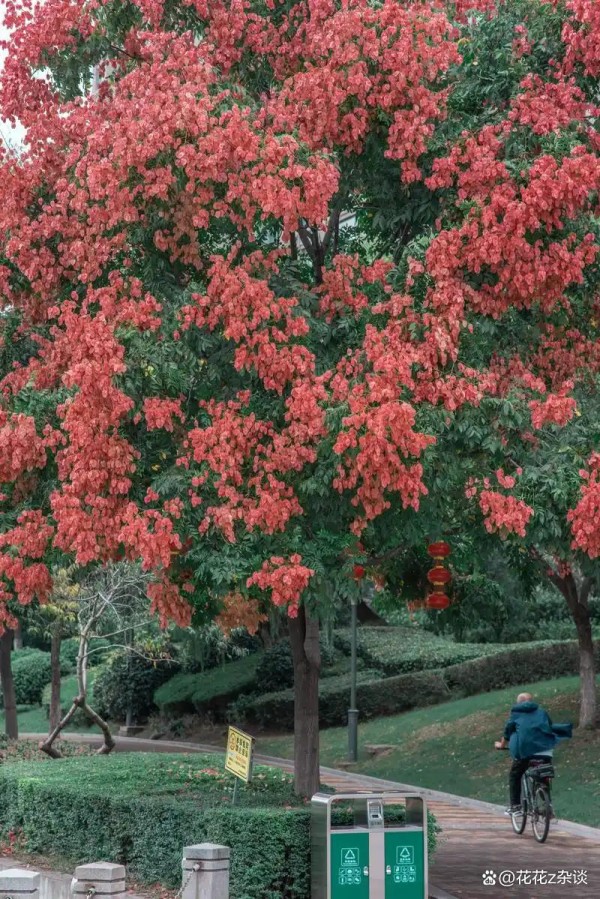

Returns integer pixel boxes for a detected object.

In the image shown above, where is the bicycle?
[500,752,555,843]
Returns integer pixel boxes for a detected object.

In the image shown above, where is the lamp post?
[348,591,359,763]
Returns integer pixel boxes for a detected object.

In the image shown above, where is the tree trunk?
[40,633,115,758]
[289,607,321,797]
[0,629,18,739]
[553,571,597,729]
[13,621,23,650]
[49,630,62,732]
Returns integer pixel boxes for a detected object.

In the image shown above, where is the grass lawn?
[0,705,59,734]
[0,751,301,807]
[258,675,600,827]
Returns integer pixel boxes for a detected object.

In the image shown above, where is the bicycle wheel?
[532,785,551,842]
[511,800,527,834]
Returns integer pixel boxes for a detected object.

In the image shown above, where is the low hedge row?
[0,760,309,899]
[154,652,263,715]
[0,754,438,899]
[233,668,382,729]
[243,640,592,729]
[333,627,539,677]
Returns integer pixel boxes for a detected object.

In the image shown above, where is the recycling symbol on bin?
[396,846,415,865]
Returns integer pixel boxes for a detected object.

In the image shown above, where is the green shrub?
[242,640,591,729]
[155,653,263,716]
[0,650,51,707]
[59,637,111,674]
[241,669,383,730]
[254,639,344,696]
[93,652,178,723]
[255,642,294,693]
[58,638,80,674]
[334,626,512,676]
[442,641,591,696]
[58,638,79,674]
[0,753,437,896]
[11,645,69,678]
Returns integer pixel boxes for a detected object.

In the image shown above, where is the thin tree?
[39,562,150,758]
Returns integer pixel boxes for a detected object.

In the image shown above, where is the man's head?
[517,692,533,703]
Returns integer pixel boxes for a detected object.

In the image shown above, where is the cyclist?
[494,692,572,814]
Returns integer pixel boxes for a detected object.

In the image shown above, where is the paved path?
[23,734,600,899]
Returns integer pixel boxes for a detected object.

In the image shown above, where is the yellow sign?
[225,725,254,782]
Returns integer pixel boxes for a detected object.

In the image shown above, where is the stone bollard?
[0,869,40,899]
[71,863,126,899]
[182,844,230,899]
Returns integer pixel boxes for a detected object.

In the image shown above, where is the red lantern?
[427,541,451,559]
[427,566,452,586]
[353,564,365,580]
[425,540,452,610]
[426,593,450,610]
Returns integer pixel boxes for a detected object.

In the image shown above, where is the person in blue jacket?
[494,692,573,813]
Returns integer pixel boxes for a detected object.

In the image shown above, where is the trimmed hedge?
[0,753,438,899]
[0,755,309,899]
[242,640,593,729]
[154,653,263,715]
[334,627,530,676]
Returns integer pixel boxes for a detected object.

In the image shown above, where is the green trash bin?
[311,792,428,899]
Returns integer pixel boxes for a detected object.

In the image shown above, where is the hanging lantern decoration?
[427,566,451,588]
[427,541,451,560]
[425,541,452,610]
[426,592,450,610]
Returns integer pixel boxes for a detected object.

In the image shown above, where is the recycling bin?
[311,792,427,899]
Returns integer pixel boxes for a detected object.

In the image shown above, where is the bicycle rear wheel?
[511,801,527,834]
[532,785,551,842]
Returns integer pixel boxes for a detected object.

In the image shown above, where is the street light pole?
[348,593,359,762]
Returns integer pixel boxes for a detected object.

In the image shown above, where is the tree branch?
[297,223,315,259]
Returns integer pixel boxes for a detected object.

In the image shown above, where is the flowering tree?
[360,0,600,726]
[1,0,600,791]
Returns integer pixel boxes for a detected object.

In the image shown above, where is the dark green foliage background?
[93,652,178,723]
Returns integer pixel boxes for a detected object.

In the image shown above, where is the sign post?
[225,725,254,806]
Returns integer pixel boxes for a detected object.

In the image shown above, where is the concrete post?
[182,844,230,899]
[71,864,126,899]
[0,869,40,899]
